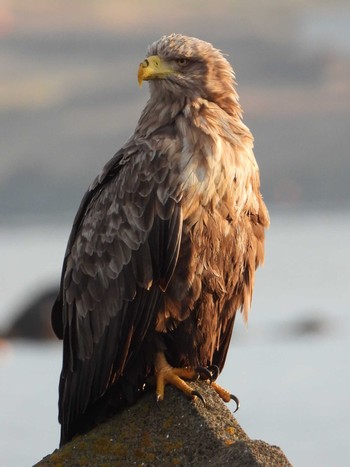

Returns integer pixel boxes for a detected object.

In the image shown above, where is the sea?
[0,210,349,467]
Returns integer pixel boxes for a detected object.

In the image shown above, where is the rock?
[2,287,58,340]
[35,381,291,466]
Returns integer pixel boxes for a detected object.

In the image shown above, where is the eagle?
[52,33,269,446]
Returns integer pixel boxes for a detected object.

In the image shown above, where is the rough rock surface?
[35,381,292,466]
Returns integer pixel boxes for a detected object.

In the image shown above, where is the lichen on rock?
[35,381,291,466]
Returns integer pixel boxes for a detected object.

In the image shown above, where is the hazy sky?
[1,1,349,222]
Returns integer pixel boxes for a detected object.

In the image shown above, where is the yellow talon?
[211,381,240,412]
[211,381,231,403]
[154,352,199,402]
[153,353,236,409]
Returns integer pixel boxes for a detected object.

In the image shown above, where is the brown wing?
[52,144,183,444]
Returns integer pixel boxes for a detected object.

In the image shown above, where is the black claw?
[195,366,213,382]
[191,390,206,406]
[156,394,162,409]
[230,394,240,413]
[207,365,220,381]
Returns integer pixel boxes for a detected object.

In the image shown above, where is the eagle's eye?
[177,58,188,67]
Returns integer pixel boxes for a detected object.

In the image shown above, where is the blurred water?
[0,210,349,466]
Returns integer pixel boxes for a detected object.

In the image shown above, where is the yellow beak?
[137,55,174,86]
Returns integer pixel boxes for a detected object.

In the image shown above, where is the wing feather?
[53,145,183,443]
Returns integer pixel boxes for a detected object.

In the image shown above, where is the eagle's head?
[138,34,238,114]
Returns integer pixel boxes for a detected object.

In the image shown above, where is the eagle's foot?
[211,381,240,413]
[195,365,239,412]
[154,352,205,405]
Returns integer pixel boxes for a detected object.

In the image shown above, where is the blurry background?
[0,0,349,465]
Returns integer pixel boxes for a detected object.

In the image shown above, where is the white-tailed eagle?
[52,34,269,446]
